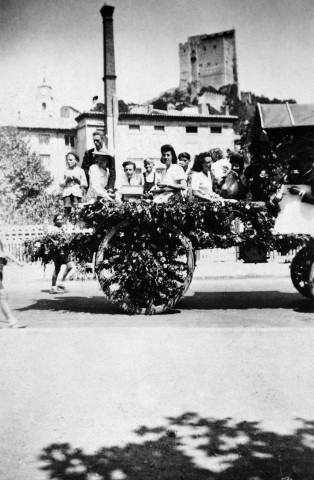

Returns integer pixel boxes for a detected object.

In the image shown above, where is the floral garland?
[96,222,192,314]
[24,198,310,313]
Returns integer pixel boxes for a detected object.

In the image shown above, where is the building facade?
[4,82,79,188]
[76,110,237,173]
[179,29,238,94]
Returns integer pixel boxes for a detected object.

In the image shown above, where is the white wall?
[115,122,235,170]
[26,130,75,188]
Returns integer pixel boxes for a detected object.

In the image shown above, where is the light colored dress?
[191,171,221,200]
[163,164,185,186]
[86,164,110,200]
[154,164,186,203]
[61,166,87,198]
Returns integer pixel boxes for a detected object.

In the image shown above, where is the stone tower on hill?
[179,29,238,95]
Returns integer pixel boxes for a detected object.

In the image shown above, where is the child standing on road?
[49,214,76,294]
[0,237,25,328]
[60,152,87,222]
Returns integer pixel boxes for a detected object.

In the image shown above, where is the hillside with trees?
[151,84,297,133]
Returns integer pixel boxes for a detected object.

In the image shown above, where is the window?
[38,134,50,145]
[65,135,75,147]
[211,126,222,134]
[129,125,140,131]
[40,154,51,169]
[42,103,46,110]
[213,44,217,49]
[186,126,198,134]
[207,62,211,66]
[199,63,202,67]
[154,125,165,132]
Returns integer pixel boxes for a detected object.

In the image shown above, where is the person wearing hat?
[86,149,116,202]
[220,153,248,200]
[81,130,116,191]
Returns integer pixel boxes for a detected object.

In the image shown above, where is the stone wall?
[179,30,238,93]
[198,91,226,112]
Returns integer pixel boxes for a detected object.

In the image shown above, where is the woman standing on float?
[153,144,186,203]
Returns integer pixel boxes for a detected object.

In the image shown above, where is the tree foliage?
[0,127,55,224]
[118,99,129,113]
[152,87,192,111]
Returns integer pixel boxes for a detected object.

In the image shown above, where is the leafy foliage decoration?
[24,198,310,313]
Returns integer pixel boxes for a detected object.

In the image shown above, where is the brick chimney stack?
[100,4,118,151]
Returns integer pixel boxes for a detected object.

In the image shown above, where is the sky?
[0,0,314,119]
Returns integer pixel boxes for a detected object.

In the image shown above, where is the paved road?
[1,264,313,329]
[1,265,314,480]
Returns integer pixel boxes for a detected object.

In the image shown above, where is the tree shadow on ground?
[15,291,309,317]
[39,414,314,479]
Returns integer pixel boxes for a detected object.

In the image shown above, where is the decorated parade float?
[25,103,314,314]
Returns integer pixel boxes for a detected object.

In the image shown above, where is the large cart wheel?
[290,247,314,298]
[95,221,195,314]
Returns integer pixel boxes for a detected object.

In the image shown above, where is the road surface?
[1,265,314,480]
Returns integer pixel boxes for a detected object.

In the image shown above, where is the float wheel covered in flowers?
[95,220,195,314]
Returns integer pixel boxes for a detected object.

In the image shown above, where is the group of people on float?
[59,130,250,221]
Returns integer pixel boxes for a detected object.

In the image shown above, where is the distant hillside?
[150,83,297,133]
[93,83,297,134]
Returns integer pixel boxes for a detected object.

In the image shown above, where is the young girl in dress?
[60,152,87,221]
[0,237,25,328]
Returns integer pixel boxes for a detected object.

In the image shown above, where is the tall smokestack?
[100,4,118,151]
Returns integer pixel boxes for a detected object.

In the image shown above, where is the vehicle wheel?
[290,247,314,298]
[95,221,195,314]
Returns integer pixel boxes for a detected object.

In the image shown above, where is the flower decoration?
[23,197,311,313]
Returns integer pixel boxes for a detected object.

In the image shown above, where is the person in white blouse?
[190,152,224,202]
[60,152,87,221]
[153,144,186,203]
[86,149,115,202]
